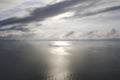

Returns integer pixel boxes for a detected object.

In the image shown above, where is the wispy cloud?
[0,0,92,27]
[0,0,120,40]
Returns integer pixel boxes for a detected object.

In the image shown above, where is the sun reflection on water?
[50,41,72,55]
[48,41,72,80]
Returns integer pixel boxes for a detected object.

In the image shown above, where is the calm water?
[0,41,120,80]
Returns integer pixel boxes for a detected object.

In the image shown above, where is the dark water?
[0,41,120,80]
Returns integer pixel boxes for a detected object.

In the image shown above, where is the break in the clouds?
[0,0,120,40]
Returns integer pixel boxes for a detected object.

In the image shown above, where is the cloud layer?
[0,0,88,26]
[0,0,120,40]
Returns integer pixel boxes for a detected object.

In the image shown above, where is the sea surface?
[0,40,120,80]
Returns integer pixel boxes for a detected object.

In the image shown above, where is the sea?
[0,40,120,80]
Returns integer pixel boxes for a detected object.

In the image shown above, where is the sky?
[0,0,120,40]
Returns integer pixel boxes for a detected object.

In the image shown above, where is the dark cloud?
[0,0,120,28]
[62,28,120,39]
[75,5,120,18]
[106,28,117,37]
[65,31,74,37]
[0,24,29,32]
[0,0,86,27]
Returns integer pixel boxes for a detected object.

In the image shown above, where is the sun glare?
[50,41,72,55]
[52,41,71,47]
[52,47,69,55]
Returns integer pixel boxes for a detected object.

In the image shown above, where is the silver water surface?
[0,41,120,80]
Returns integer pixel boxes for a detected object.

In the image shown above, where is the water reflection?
[47,56,71,80]
[50,41,72,55]
[47,41,72,80]
[51,41,71,47]
[50,47,70,55]
[1,41,120,80]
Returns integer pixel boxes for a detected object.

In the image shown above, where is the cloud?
[0,0,120,27]
[0,0,32,11]
[0,0,120,40]
[0,27,120,40]
[62,28,120,39]
[75,5,120,18]
[64,31,74,37]
[0,0,90,27]
[0,24,29,32]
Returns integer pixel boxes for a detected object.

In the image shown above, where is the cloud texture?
[0,0,120,40]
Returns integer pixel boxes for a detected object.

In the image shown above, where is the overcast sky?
[0,0,120,40]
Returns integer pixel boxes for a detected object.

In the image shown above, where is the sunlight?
[50,41,72,55]
[51,12,75,20]
[52,47,69,55]
[52,41,71,47]
[55,47,65,53]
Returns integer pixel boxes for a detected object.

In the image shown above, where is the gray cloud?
[0,0,120,40]
[0,0,120,27]
[60,28,120,39]
[0,24,29,32]
[0,0,87,27]
[75,5,120,18]
[64,31,74,37]
[0,28,120,40]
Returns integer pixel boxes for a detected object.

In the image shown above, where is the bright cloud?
[50,11,75,20]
